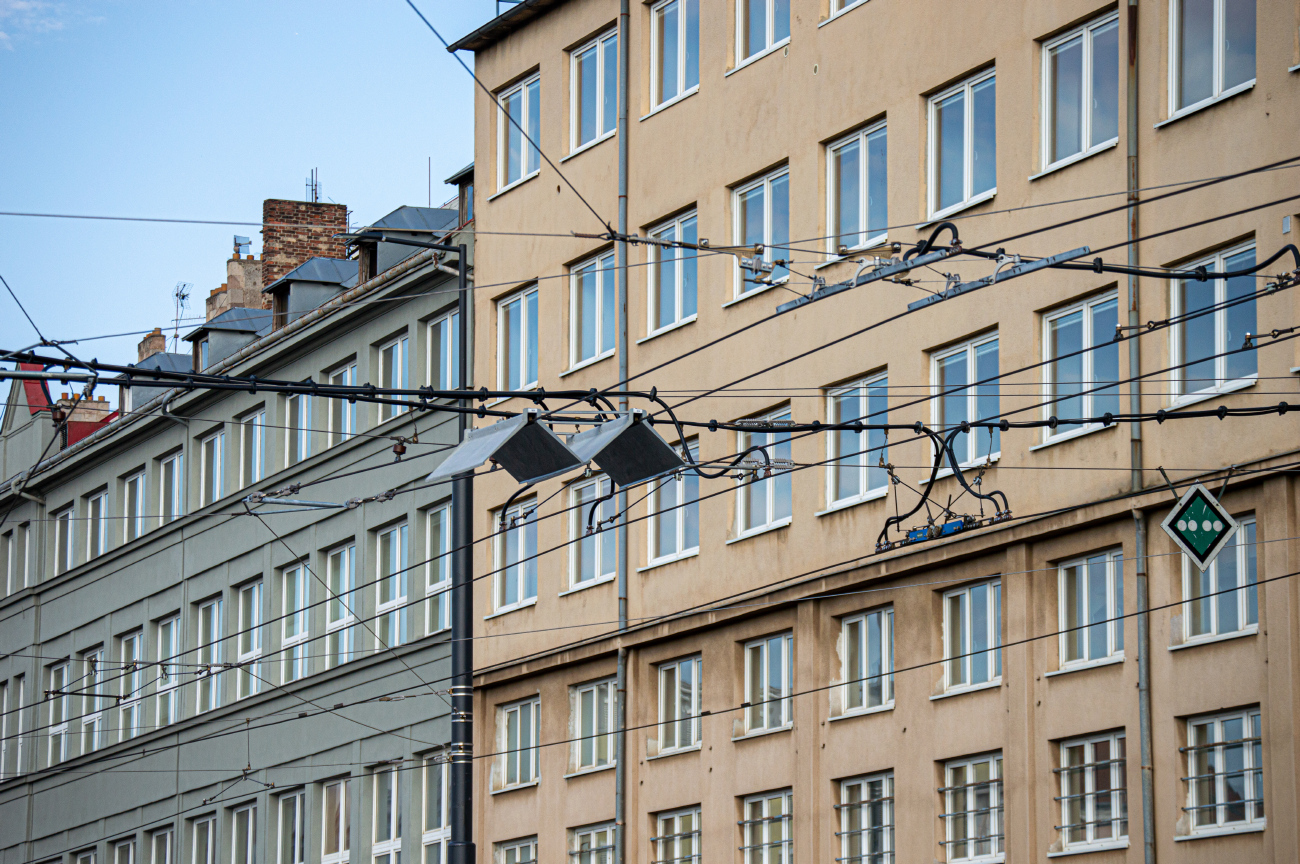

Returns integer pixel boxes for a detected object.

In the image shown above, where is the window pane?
[1178,0,1214,108]
[845,619,864,710]
[1049,310,1084,422]
[526,80,541,174]
[1224,249,1257,381]
[576,46,597,146]
[600,256,615,355]
[739,185,764,251]
[1090,299,1120,417]
[866,611,884,707]
[657,2,679,102]
[684,0,699,90]
[602,35,618,136]
[742,0,763,58]
[683,449,700,550]
[654,226,677,331]
[947,593,966,685]
[974,340,999,458]
[770,173,789,283]
[833,390,862,501]
[682,217,698,319]
[866,379,889,492]
[1243,522,1257,624]
[660,665,678,749]
[1050,36,1083,163]
[1064,565,1083,661]
[971,77,997,197]
[525,291,538,385]
[970,583,990,684]
[1216,530,1240,633]
[773,0,789,43]
[577,265,596,361]
[1087,555,1108,658]
[866,127,888,239]
[1090,21,1120,146]
[1189,561,1213,636]
[505,90,523,185]
[655,475,679,558]
[1223,0,1256,91]
[832,140,861,250]
[937,351,968,434]
[747,645,763,728]
[936,90,965,211]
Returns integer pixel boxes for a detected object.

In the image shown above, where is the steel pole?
[613,3,631,863]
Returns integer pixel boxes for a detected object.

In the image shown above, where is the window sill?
[732,724,793,742]
[1175,822,1265,841]
[828,702,894,723]
[1169,376,1256,409]
[816,487,888,517]
[1155,79,1255,130]
[727,516,793,544]
[563,762,616,780]
[637,547,700,573]
[725,38,790,77]
[489,779,539,796]
[917,189,997,230]
[818,0,869,27]
[560,131,616,163]
[1029,422,1115,452]
[1290,63,1300,74]
[637,314,698,345]
[647,743,702,761]
[722,278,789,309]
[1045,654,1125,678]
[641,87,700,121]
[487,171,540,202]
[1029,139,1119,182]
[484,598,538,621]
[812,236,892,270]
[1047,840,1130,858]
[558,574,615,598]
[931,678,1002,701]
[936,452,1000,480]
[559,351,615,378]
[1170,624,1258,652]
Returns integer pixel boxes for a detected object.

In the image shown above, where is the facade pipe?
[613,2,631,864]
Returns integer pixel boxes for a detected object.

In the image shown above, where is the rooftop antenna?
[305,168,320,203]
[172,282,192,350]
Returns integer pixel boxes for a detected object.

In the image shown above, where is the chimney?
[206,253,266,320]
[261,199,348,287]
[138,328,166,362]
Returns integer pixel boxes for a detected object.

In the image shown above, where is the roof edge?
[447,0,569,52]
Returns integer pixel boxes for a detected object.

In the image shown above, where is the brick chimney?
[138,328,166,362]
[206,253,266,320]
[261,199,349,287]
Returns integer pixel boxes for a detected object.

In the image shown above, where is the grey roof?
[264,257,359,294]
[447,0,568,52]
[183,307,274,343]
[370,206,458,233]
[445,163,474,185]
[113,352,192,384]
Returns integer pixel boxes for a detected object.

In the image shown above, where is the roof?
[369,206,459,233]
[263,257,360,294]
[445,163,474,186]
[447,0,570,52]
[131,352,193,376]
[183,307,274,343]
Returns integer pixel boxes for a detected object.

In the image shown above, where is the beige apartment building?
[449,1,1300,863]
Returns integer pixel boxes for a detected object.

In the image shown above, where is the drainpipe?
[613,2,631,864]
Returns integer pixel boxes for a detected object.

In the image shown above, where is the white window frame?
[941,753,1004,862]
[648,443,700,566]
[740,789,793,864]
[328,367,357,447]
[281,564,309,683]
[427,504,452,635]
[1182,516,1257,642]
[326,544,357,667]
[54,506,74,575]
[427,312,461,392]
[569,476,616,590]
[0,681,7,779]
[236,581,263,700]
[743,632,794,735]
[82,649,105,753]
[827,374,890,508]
[497,838,536,864]
[735,0,790,64]
[840,607,894,716]
[657,655,702,754]
[830,0,867,17]
[1169,0,1257,117]
[1042,293,1121,441]
[732,168,790,298]
[322,779,351,864]
[927,69,997,219]
[494,500,538,614]
[647,212,699,334]
[1183,708,1264,834]
[497,73,541,191]
[200,430,225,507]
[157,615,180,726]
[1058,550,1124,668]
[650,0,700,109]
[278,791,307,864]
[48,661,69,765]
[12,675,23,775]
[931,333,1001,468]
[77,850,96,864]
[569,29,618,153]
[839,772,894,864]
[192,817,216,864]
[372,767,402,864]
[1058,732,1127,851]
[497,286,539,390]
[826,121,889,255]
[115,839,136,864]
[376,523,409,650]
[151,828,174,864]
[241,410,268,486]
[1170,242,1257,401]
[423,756,449,864]
[498,696,541,790]
[232,804,257,864]
[569,251,617,368]
[378,335,409,424]
[653,807,701,864]
[285,393,311,466]
[87,491,108,558]
[736,408,793,537]
[160,452,184,525]
[570,823,616,864]
[1041,14,1121,172]
[572,678,615,772]
[197,598,223,713]
[942,579,1002,694]
[120,630,144,741]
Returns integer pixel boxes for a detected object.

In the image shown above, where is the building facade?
[452,1,1299,863]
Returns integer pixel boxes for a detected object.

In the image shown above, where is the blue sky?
[0,0,494,380]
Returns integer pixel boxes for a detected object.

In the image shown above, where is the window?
[928,70,996,217]
[88,491,107,558]
[570,252,617,366]
[494,500,538,613]
[157,615,180,726]
[571,30,617,151]
[649,443,699,564]
[1172,244,1256,399]
[199,431,224,506]
[942,753,1004,862]
[282,564,309,683]
[651,0,699,107]
[427,505,452,635]
[1058,733,1127,850]
[428,313,461,392]
[734,169,790,296]
[48,662,69,765]
[242,410,268,485]
[828,122,888,254]
[279,792,306,864]
[1059,551,1124,666]
[192,817,216,864]
[78,851,96,864]
[115,840,136,864]
[198,338,210,370]
[373,768,402,864]
[378,336,409,424]
[1184,708,1263,833]
[738,0,789,62]
[197,598,222,713]
[570,477,616,589]
[161,453,184,524]
[841,607,894,714]
[497,839,536,864]
[839,773,894,864]
[377,524,409,649]
[2,531,12,595]
[500,697,540,788]
[741,789,793,864]
[571,824,615,864]
[82,649,105,752]
[237,582,264,699]
[498,286,539,390]
[933,335,1000,466]
[120,630,143,740]
[322,779,352,864]
[498,73,541,189]
[19,523,30,588]
[285,394,311,465]
[12,675,24,775]
[744,633,793,734]
[54,506,73,574]
[648,212,698,333]
[1042,15,1119,170]
[573,679,615,771]
[423,757,449,864]
[122,471,146,540]
[943,580,1002,692]
[329,367,357,446]
[1184,517,1257,640]
[152,829,174,864]
[0,682,7,778]
[1172,0,1255,114]
[232,805,257,864]
[326,544,357,667]
[1044,294,1120,438]
[737,409,792,535]
[828,375,889,506]
[658,655,702,753]
[654,807,700,864]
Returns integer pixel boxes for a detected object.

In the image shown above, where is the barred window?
[497,838,535,864]
[654,807,700,864]
[1057,733,1127,849]
[1183,708,1264,833]
[740,789,792,864]
[838,773,893,864]
[941,753,1003,862]
[570,824,615,864]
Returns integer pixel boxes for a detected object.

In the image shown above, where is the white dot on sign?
[1202,520,1212,531]
[1177,520,1188,531]
[1213,520,1223,531]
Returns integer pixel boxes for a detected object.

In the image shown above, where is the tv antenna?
[172,281,192,350]
[305,168,321,203]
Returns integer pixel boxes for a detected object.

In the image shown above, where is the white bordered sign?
[1160,483,1239,572]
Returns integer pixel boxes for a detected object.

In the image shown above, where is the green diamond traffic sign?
[1160,483,1239,572]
